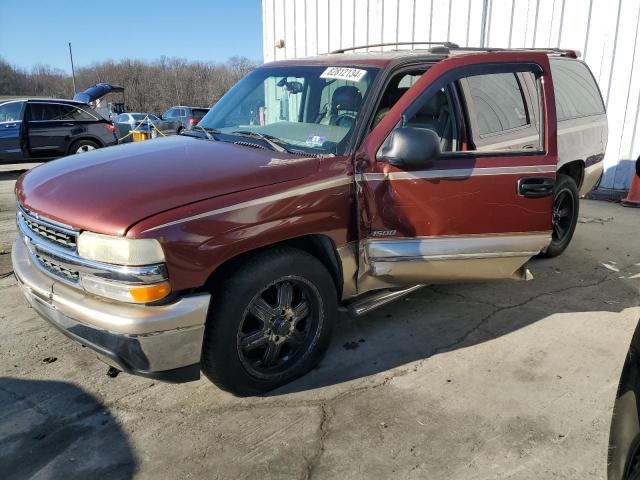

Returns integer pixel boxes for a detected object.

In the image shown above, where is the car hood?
[73,83,124,103]
[16,136,320,236]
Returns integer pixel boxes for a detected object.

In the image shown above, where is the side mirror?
[377,127,440,167]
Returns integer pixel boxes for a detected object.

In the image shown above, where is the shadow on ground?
[0,170,29,181]
[0,377,136,479]
[271,246,640,396]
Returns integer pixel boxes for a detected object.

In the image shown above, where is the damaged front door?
[355,52,557,294]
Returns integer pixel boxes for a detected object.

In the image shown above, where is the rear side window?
[466,73,529,135]
[192,109,208,120]
[28,103,66,121]
[60,105,97,121]
[551,59,605,121]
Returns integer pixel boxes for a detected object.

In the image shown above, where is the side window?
[372,68,459,152]
[396,73,422,88]
[466,73,528,135]
[551,59,605,121]
[461,71,541,152]
[60,106,96,121]
[163,109,175,118]
[0,102,24,122]
[177,108,186,117]
[371,69,426,130]
[403,87,458,152]
[116,114,128,122]
[28,103,66,121]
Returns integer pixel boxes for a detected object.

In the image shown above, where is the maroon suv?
[12,44,607,395]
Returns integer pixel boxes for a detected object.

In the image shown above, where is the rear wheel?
[69,139,99,155]
[540,173,579,258]
[201,247,337,396]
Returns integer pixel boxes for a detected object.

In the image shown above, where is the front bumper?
[12,237,210,382]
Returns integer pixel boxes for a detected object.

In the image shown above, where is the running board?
[347,285,425,316]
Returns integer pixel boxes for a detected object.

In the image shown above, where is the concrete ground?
[0,164,639,480]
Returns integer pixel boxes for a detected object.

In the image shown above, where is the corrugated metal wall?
[262,0,640,192]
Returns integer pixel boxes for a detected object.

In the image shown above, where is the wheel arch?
[67,136,104,154]
[557,159,585,190]
[203,234,344,299]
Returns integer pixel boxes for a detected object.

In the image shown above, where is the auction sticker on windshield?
[320,67,367,82]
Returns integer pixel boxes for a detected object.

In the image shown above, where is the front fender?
[127,173,353,291]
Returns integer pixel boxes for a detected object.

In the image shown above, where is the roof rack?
[330,41,460,54]
[448,46,580,58]
[330,42,579,58]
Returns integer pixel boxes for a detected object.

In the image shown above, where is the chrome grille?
[20,209,77,249]
[35,254,80,282]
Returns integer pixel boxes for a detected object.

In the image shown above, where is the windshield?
[198,65,379,155]
[192,109,208,120]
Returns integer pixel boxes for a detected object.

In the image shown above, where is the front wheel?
[201,247,337,396]
[540,174,579,258]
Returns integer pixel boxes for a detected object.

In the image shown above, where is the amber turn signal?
[128,282,171,303]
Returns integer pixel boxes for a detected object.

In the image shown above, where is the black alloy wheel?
[552,189,574,243]
[201,247,336,396]
[237,277,321,379]
[539,173,579,258]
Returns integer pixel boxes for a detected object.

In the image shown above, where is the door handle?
[62,122,75,126]
[517,176,555,198]
[4,123,17,128]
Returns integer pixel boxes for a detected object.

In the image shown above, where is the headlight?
[77,231,165,266]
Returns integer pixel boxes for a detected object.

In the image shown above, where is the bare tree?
[0,56,258,113]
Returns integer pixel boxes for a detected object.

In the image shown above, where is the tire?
[176,127,183,135]
[540,173,579,258]
[201,247,337,396]
[69,139,100,155]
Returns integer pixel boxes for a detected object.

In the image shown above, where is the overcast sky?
[0,0,264,71]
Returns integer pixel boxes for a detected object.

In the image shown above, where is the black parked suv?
[0,94,118,163]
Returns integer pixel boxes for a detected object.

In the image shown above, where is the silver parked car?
[114,113,176,141]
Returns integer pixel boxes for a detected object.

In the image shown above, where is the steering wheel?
[333,114,356,129]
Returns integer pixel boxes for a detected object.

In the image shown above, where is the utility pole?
[68,42,77,94]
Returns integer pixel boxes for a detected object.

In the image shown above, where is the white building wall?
[262,0,640,192]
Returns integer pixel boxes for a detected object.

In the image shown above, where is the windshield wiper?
[230,130,292,153]
[186,125,220,140]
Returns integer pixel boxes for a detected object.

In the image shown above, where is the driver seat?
[321,86,363,129]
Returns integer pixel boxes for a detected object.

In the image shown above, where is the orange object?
[621,158,640,207]
[128,282,171,302]
[131,130,149,142]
